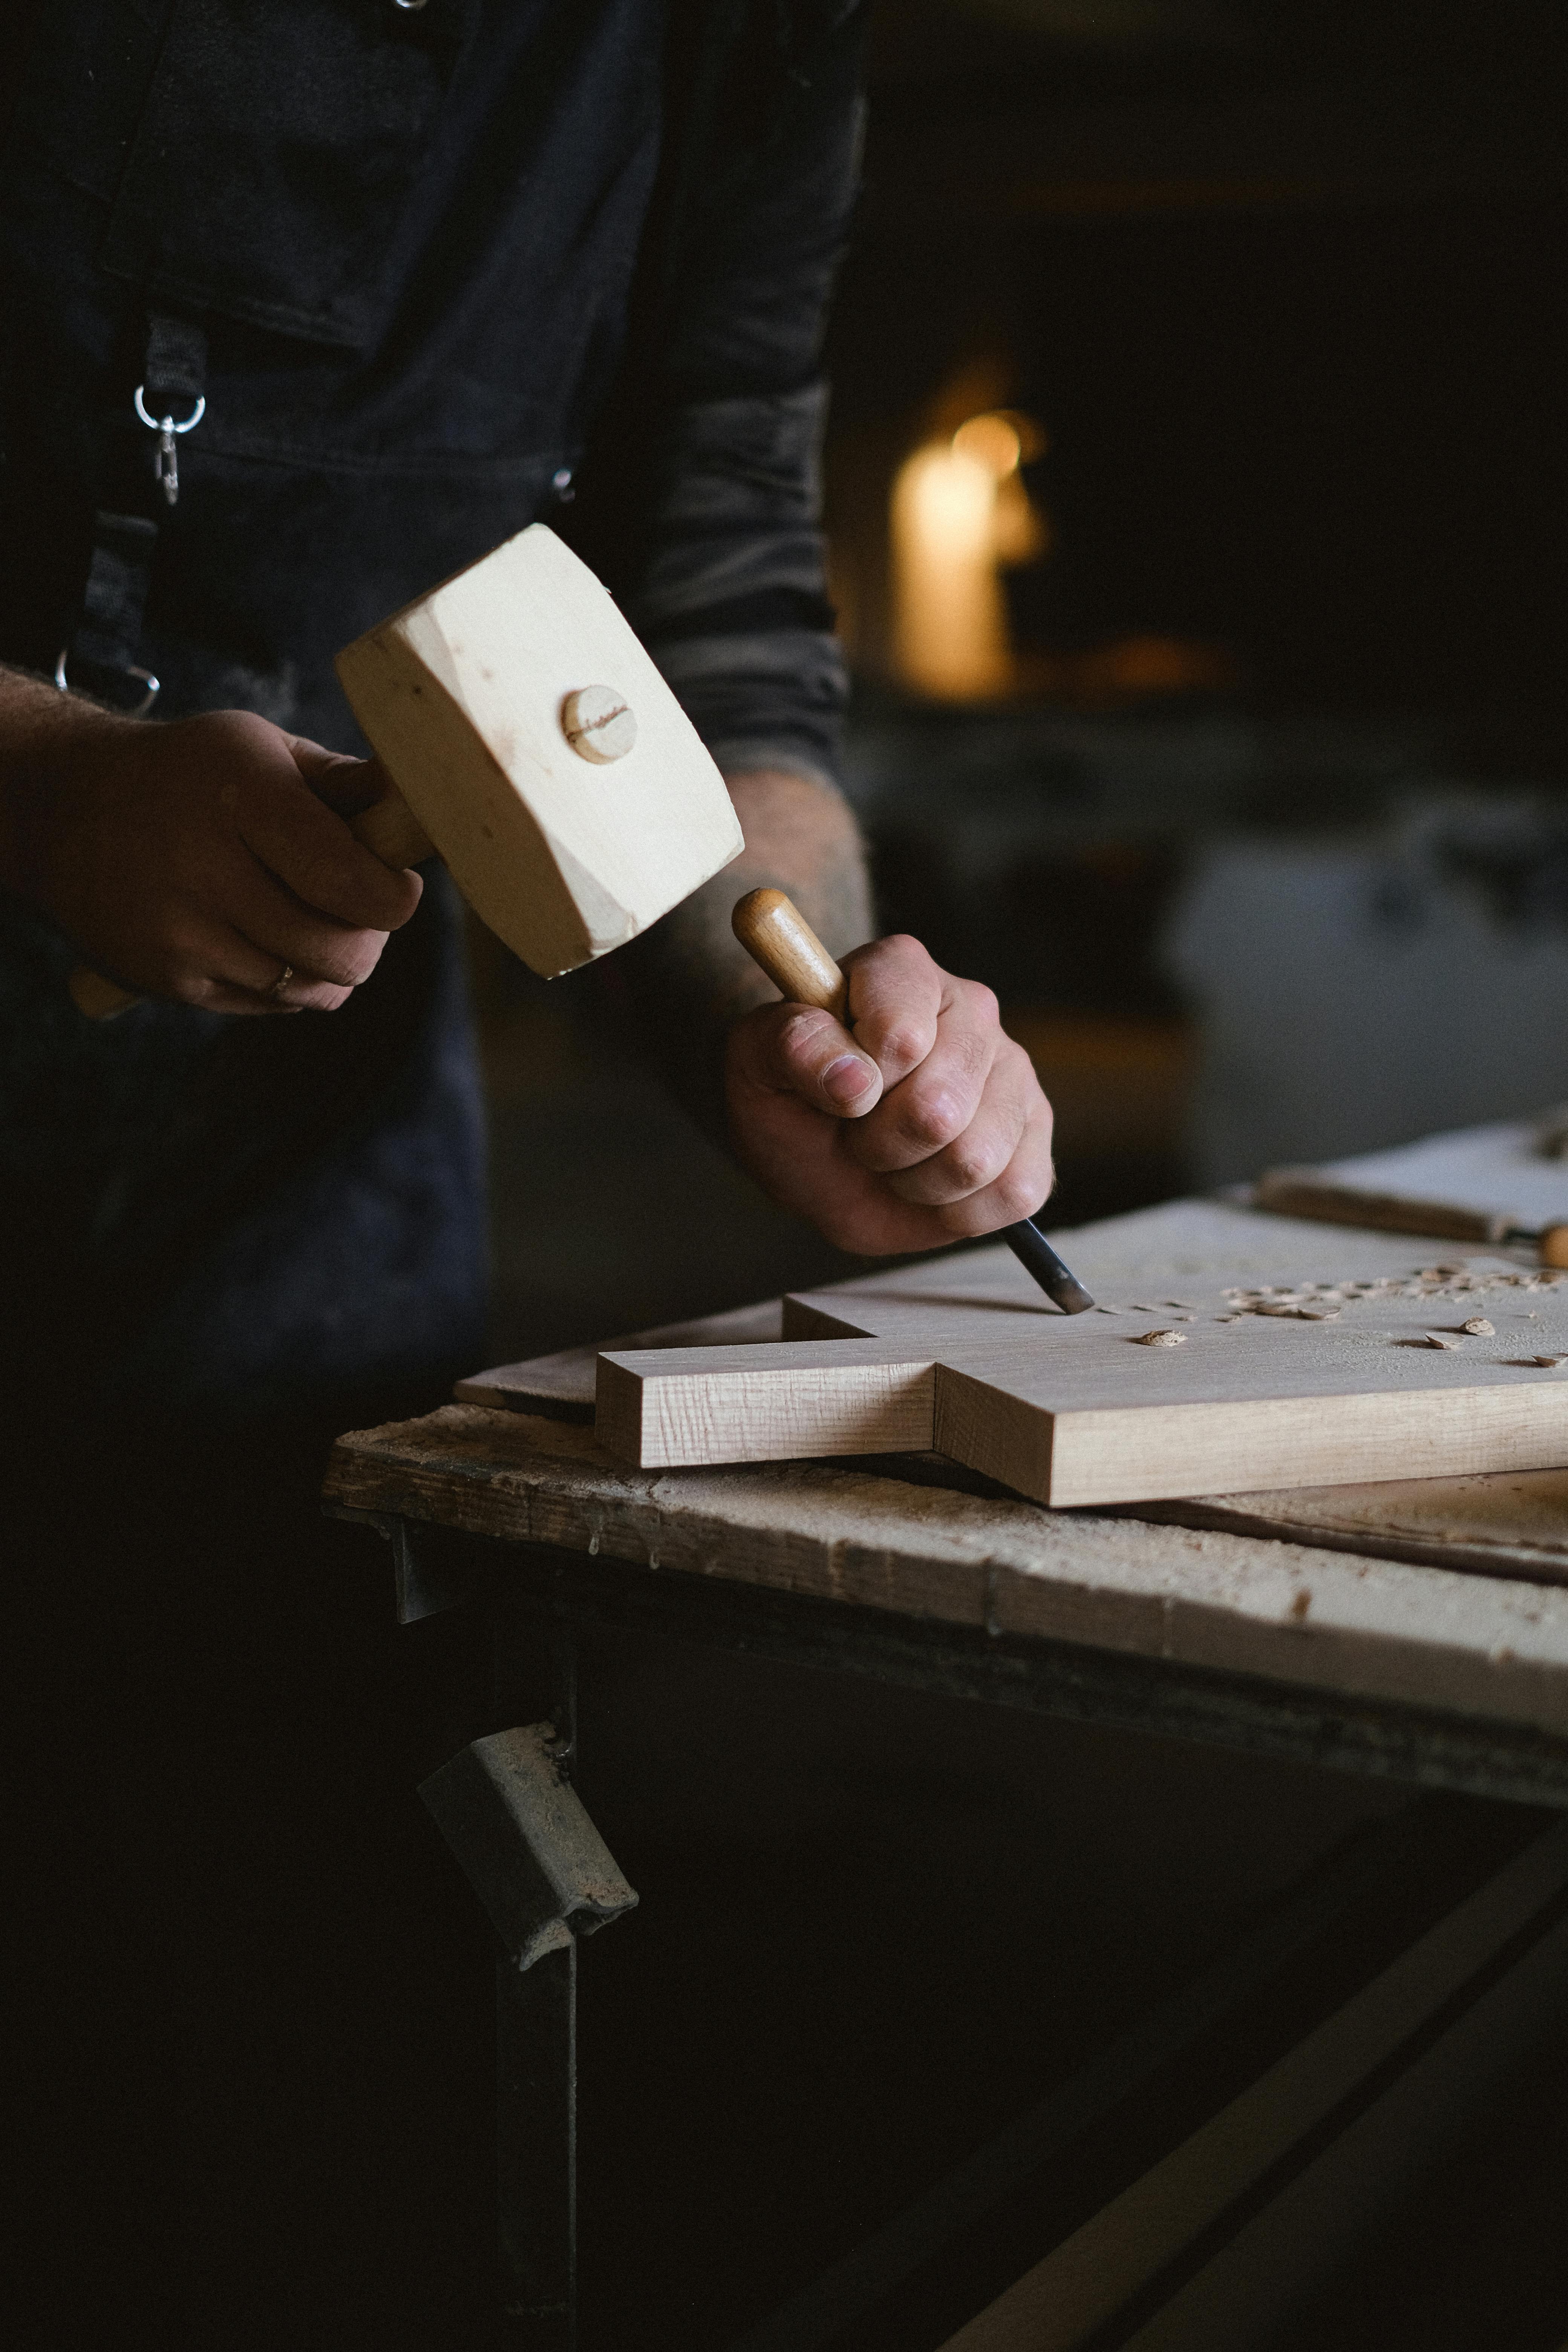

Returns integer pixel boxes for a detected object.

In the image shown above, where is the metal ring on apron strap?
[133,386,207,507]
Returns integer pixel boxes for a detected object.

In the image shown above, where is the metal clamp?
[133,384,206,508]
[420,1723,638,1973]
[54,646,160,717]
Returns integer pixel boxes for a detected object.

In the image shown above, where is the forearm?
[608,764,873,1141]
[0,663,132,900]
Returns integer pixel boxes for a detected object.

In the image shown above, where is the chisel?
[1255,1166,1568,1267]
[732,888,1095,1314]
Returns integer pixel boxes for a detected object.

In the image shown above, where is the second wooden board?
[596,1251,1568,1507]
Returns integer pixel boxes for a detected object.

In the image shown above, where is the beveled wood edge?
[455,1297,787,1415]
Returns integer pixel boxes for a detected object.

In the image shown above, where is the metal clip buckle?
[55,648,161,718]
[133,385,206,508]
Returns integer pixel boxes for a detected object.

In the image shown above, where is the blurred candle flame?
[891,409,1048,700]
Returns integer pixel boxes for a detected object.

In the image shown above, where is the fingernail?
[824,1054,875,1106]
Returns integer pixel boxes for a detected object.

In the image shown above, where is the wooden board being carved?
[596,1243,1568,1508]
[336,523,743,977]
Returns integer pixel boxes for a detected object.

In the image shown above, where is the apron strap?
[57,314,207,714]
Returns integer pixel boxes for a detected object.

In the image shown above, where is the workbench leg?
[498,1940,576,2349]
[420,1603,637,2352]
[492,1616,581,2349]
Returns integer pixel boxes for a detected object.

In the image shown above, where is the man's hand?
[6,695,420,1013]
[726,931,1054,1256]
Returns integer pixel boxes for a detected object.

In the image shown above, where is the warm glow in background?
[889,408,1047,698]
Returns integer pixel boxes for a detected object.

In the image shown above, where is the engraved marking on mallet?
[562,683,637,764]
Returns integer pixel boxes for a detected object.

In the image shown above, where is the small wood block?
[594,1265,1568,1507]
[335,524,743,977]
[596,1339,943,1469]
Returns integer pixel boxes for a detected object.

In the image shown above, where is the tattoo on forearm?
[603,766,874,1143]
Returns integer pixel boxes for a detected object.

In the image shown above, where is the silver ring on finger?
[268,962,296,1001]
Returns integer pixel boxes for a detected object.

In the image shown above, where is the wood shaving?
[1132,1329,1187,1347]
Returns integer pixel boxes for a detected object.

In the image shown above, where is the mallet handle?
[729,888,1094,1314]
[68,782,433,1020]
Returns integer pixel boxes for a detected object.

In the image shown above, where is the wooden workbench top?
[325,1187,1568,1743]
[324,1395,1568,1744]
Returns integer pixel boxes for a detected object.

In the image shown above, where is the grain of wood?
[597,1240,1568,1507]
[597,1338,940,1468]
[335,523,742,975]
[730,887,848,1018]
[1140,1467,1568,1586]
[323,1402,1568,1736]
[449,1182,1568,1585]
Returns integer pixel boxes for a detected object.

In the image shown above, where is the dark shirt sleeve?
[585,1,867,787]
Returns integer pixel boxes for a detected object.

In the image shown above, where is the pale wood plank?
[457,1299,782,1418]
[1138,1467,1568,1584]
[451,1172,1568,1577]
[600,1252,1568,1507]
[597,1338,940,1468]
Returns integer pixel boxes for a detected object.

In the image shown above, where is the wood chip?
[1132,1329,1187,1347]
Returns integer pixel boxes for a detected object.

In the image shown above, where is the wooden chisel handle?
[68,783,433,1020]
[1255,1168,1568,1269]
[729,888,1094,1313]
[731,887,848,1021]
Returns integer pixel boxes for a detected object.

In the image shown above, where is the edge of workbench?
[323,1401,1568,1741]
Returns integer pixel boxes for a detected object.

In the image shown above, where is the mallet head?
[335,524,743,978]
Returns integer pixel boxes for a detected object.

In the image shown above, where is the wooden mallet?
[69,524,744,1017]
[731,887,1095,1314]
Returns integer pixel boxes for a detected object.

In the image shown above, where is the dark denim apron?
[0,0,672,1430]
